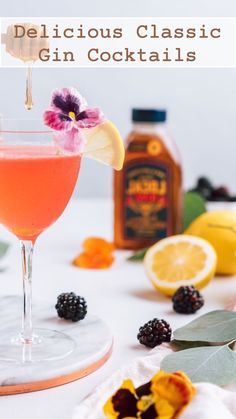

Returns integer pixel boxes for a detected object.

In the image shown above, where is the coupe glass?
[0,120,81,363]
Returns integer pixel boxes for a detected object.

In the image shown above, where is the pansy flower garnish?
[103,371,196,419]
[150,371,196,418]
[104,379,138,418]
[43,87,104,153]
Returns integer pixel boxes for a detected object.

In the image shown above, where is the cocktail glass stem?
[20,240,34,343]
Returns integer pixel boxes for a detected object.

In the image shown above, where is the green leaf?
[183,192,206,231]
[170,339,212,351]
[127,248,148,262]
[161,344,236,386]
[174,310,236,343]
[0,242,9,259]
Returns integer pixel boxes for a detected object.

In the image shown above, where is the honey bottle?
[114,108,182,249]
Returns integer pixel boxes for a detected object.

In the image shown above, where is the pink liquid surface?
[0,144,81,242]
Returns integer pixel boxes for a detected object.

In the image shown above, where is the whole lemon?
[185,210,236,275]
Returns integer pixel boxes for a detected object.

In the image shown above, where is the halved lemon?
[144,235,217,296]
[83,120,125,170]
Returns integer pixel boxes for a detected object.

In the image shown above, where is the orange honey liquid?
[0,145,81,242]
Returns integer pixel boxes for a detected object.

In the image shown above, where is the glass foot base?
[0,328,76,364]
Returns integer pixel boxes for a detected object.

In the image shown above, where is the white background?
[1,0,236,197]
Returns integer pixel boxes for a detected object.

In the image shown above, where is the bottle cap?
[132,108,167,123]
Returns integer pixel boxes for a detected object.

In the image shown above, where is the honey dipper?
[1,23,49,109]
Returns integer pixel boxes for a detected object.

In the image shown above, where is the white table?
[0,199,235,419]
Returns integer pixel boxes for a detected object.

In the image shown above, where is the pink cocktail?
[0,121,81,362]
[0,144,81,242]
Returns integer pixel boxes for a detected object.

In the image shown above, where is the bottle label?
[128,141,147,152]
[124,162,171,240]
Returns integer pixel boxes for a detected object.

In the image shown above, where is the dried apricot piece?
[73,251,114,269]
[87,252,114,269]
[73,237,115,269]
[73,252,93,269]
[83,237,114,255]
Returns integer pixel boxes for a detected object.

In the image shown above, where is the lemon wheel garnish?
[83,120,125,170]
[144,235,217,296]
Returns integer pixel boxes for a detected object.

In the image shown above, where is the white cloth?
[72,345,236,419]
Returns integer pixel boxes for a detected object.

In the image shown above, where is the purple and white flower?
[43,87,104,152]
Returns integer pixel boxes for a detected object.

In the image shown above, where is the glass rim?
[0,130,53,134]
[0,118,54,134]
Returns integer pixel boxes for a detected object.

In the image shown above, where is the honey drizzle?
[25,65,33,110]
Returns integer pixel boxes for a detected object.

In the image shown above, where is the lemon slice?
[144,235,217,296]
[83,120,125,170]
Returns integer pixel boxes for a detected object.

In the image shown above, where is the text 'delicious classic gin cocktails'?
[0,144,81,242]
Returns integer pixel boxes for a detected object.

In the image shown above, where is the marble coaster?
[0,296,113,394]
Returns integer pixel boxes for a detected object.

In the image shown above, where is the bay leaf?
[174,310,236,343]
[161,344,236,386]
[183,192,206,231]
[127,248,148,262]
[170,339,212,351]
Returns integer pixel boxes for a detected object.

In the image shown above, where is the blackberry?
[172,286,204,314]
[211,186,230,201]
[55,292,87,322]
[197,177,213,191]
[137,318,172,348]
[190,176,214,200]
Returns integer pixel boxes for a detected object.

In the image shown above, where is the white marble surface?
[0,199,236,419]
[0,296,112,386]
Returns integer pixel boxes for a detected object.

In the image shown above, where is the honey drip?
[25,65,33,110]
[2,23,49,110]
